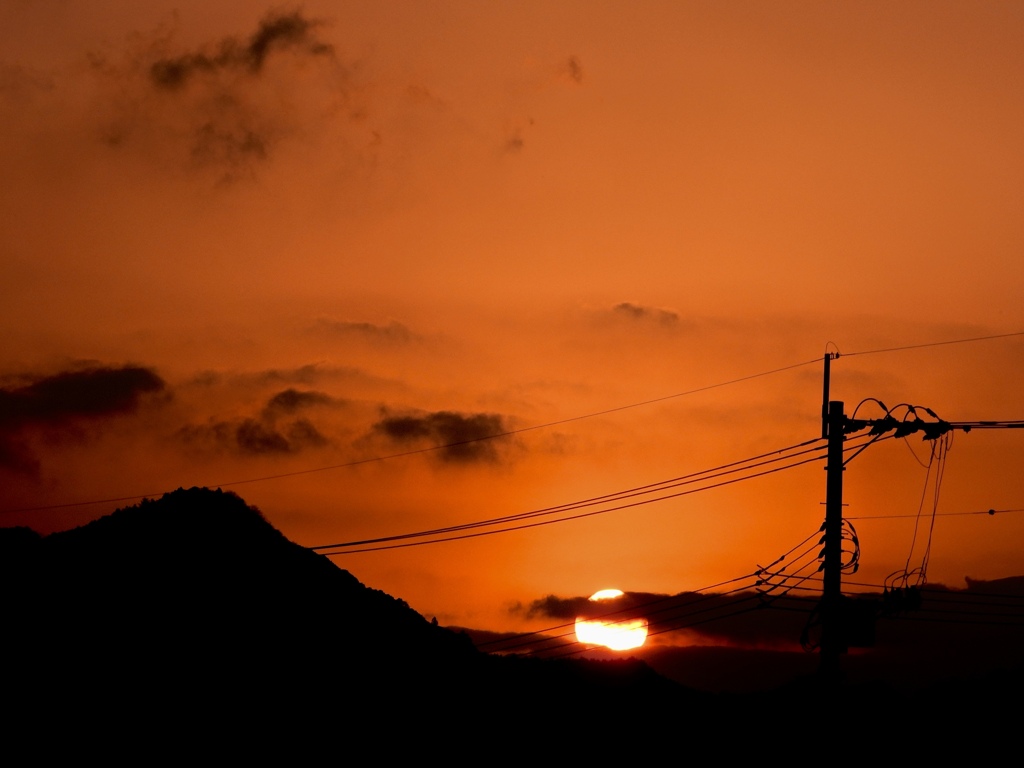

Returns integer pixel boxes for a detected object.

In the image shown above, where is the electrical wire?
[847,507,1024,520]
[315,438,825,548]
[315,432,889,555]
[314,437,828,552]
[841,330,1024,357]
[315,440,841,554]
[1,356,823,515]
[488,529,834,660]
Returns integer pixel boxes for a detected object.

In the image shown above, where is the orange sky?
[2,1,1024,635]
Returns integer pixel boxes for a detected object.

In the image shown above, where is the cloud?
[180,416,329,456]
[184,366,333,390]
[611,302,681,327]
[0,365,166,474]
[262,388,339,418]
[564,55,583,85]
[235,418,292,453]
[0,365,165,429]
[200,363,379,389]
[91,9,364,182]
[518,594,592,621]
[503,126,526,153]
[310,319,416,343]
[178,388,333,456]
[501,116,536,155]
[148,11,333,90]
[253,364,329,387]
[238,417,327,454]
[371,409,510,463]
[519,589,812,649]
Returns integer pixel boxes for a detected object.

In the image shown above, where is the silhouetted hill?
[1,487,705,749]
[6,487,1018,755]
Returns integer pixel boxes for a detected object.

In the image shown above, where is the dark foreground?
[2,488,1019,755]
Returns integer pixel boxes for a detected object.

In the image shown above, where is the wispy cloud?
[148,11,334,90]
[310,319,416,344]
[91,9,365,182]
[611,302,682,327]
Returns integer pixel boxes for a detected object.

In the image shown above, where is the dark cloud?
[0,365,165,474]
[612,302,681,327]
[0,366,165,430]
[518,591,659,622]
[262,388,338,418]
[311,319,416,343]
[254,365,325,387]
[179,388,333,456]
[180,416,328,456]
[149,11,333,90]
[285,418,329,447]
[372,409,509,463]
[565,55,583,84]
[92,9,363,183]
[235,418,292,453]
[236,417,329,454]
[186,364,396,397]
[520,589,811,648]
[504,127,525,153]
[519,594,592,621]
[502,117,536,155]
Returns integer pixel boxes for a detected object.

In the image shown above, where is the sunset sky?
[3,1,1023,639]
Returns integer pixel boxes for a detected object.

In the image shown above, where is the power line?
[841,330,1024,358]
[315,430,897,555]
[313,437,827,551]
[315,437,845,555]
[846,507,1024,520]
[8,330,1022,517]
[468,530,830,658]
[1,356,823,515]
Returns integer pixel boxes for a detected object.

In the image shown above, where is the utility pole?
[820,399,845,680]
[811,349,1013,681]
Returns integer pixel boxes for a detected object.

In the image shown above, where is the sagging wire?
[891,428,954,590]
[846,399,958,618]
[845,399,957,587]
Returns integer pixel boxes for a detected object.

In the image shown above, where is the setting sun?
[574,589,649,651]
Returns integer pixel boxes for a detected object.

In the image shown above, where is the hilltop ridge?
[1,487,696,745]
